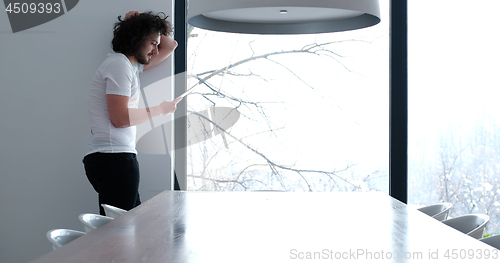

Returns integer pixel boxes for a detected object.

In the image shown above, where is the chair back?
[480,235,500,250]
[78,213,114,233]
[46,229,85,250]
[417,203,452,221]
[101,204,127,218]
[442,214,490,239]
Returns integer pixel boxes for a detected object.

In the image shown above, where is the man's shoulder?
[99,53,134,73]
[103,52,130,65]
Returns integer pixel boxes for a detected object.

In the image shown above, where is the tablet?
[175,84,200,100]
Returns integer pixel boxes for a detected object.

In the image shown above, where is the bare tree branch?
[188,110,363,190]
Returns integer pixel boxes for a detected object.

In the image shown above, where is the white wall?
[0,1,174,262]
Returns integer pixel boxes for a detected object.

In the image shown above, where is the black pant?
[83,152,141,215]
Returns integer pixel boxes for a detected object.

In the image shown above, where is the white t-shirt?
[86,52,144,155]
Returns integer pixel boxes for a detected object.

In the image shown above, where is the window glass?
[187,1,389,192]
[409,0,500,235]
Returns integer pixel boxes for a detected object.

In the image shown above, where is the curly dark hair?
[112,11,173,58]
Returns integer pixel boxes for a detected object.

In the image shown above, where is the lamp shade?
[187,0,380,34]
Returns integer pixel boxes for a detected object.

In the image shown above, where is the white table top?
[30,191,499,262]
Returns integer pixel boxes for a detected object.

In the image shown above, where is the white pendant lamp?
[187,0,380,34]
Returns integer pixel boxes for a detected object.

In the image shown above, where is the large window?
[409,0,500,235]
[186,1,389,192]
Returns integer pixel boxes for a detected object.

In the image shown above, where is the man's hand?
[159,97,183,116]
[124,11,141,20]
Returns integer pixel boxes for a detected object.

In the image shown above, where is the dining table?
[29,190,499,262]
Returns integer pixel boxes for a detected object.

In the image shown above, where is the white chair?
[78,213,114,233]
[442,214,490,239]
[101,204,127,218]
[417,203,452,221]
[46,229,86,250]
[480,235,500,250]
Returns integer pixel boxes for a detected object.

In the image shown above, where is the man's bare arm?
[107,94,181,128]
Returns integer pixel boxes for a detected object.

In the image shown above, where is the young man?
[83,11,180,215]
